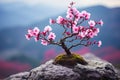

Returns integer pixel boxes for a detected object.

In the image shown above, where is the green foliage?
[53,53,87,67]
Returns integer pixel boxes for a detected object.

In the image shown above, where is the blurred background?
[0,0,120,79]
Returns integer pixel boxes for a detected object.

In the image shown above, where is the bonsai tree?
[25,2,103,66]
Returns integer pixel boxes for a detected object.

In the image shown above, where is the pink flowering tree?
[25,2,103,56]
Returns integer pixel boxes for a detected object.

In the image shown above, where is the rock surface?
[4,53,120,80]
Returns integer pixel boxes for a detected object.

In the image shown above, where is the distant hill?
[0,2,63,28]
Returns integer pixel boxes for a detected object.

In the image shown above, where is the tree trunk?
[61,42,71,55]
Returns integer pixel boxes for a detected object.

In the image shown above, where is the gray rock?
[4,53,120,80]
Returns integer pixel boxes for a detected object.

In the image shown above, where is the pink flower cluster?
[25,2,103,48]
[25,25,56,45]
[25,27,40,41]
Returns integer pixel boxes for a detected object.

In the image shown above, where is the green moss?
[53,53,87,67]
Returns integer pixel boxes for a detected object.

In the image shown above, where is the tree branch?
[68,43,86,50]
[68,37,87,50]
[63,33,78,41]
[40,35,61,46]
[66,36,77,42]
[77,18,85,26]
[62,25,67,36]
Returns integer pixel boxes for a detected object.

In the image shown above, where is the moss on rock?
[53,53,87,67]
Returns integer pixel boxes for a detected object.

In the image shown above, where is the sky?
[0,0,120,8]
[0,0,120,27]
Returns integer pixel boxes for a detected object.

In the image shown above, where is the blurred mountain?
[6,53,40,67]
[0,2,63,28]
[0,6,120,78]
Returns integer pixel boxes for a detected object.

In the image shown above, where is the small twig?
[62,25,67,36]
[77,18,85,26]
[68,37,86,50]
[40,35,61,46]
[62,33,78,41]
[68,42,87,50]
[66,36,77,42]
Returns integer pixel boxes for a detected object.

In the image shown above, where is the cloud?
[0,0,120,8]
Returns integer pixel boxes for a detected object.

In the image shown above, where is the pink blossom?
[72,8,79,15]
[33,27,40,36]
[34,33,40,42]
[87,41,92,46]
[72,26,79,33]
[49,19,56,24]
[56,16,64,24]
[85,13,91,20]
[48,32,56,40]
[67,25,71,28]
[34,37,39,42]
[44,25,52,32]
[81,10,91,20]
[87,28,100,38]
[98,40,102,47]
[66,7,80,21]
[70,1,75,6]
[73,21,77,25]
[96,28,100,33]
[88,20,96,27]
[92,28,100,36]
[25,27,40,41]
[75,13,80,21]
[80,32,85,38]
[66,32,71,35]
[66,13,74,19]
[98,19,103,26]
[79,26,83,30]
[81,10,87,17]
[41,40,48,46]
[28,29,33,36]
[85,29,92,38]
[68,2,75,8]
[78,13,83,18]
[25,34,31,40]
[41,31,46,36]
[66,8,75,19]
[72,8,81,21]
[78,31,86,38]
[88,32,94,38]
[67,8,72,15]
[95,28,100,36]
[84,29,89,35]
